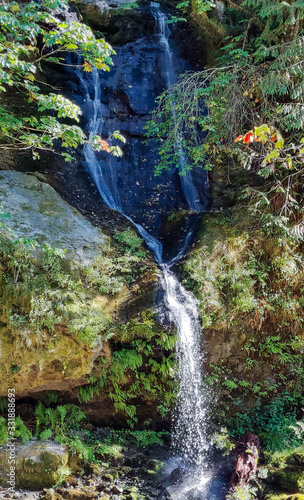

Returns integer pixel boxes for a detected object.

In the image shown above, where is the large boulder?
[0,441,69,490]
[0,171,108,265]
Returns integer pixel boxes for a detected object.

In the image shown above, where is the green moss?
[265,495,304,500]
[274,468,304,491]
[0,229,153,346]
[190,1,226,65]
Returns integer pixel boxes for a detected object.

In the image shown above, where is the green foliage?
[78,311,176,423]
[44,391,59,406]
[35,402,86,440]
[229,396,301,451]
[226,484,257,500]
[1,237,36,284]
[97,429,167,458]
[68,435,96,463]
[177,0,215,14]
[0,0,117,158]
[0,225,153,345]
[212,427,234,455]
[14,416,32,443]
[83,230,149,295]
[113,229,145,258]
[0,415,32,445]
[0,417,8,445]
[69,308,110,347]
[1,403,99,465]
[39,428,53,441]
[183,213,304,451]
[149,0,304,239]
[182,231,259,328]
[0,398,8,413]
[9,364,21,374]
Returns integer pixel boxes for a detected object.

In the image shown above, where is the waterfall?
[74,3,210,497]
[150,2,203,213]
[77,66,122,212]
[162,267,208,465]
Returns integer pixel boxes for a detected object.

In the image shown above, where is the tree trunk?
[227,431,260,496]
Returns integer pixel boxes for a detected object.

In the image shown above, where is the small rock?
[111,484,124,494]
[42,489,62,500]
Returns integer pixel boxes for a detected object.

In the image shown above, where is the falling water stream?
[75,3,211,497]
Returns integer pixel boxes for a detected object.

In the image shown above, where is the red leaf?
[99,139,111,153]
[234,135,244,143]
[244,131,254,144]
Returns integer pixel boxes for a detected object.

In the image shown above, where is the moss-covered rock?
[0,441,69,490]
[0,171,108,265]
[265,495,304,500]
[180,206,304,439]
[272,468,304,493]
[0,171,168,425]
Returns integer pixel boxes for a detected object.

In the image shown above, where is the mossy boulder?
[273,468,304,493]
[265,495,304,500]
[180,207,304,424]
[0,441,69,490]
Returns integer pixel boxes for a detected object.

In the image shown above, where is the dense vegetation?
[150,0,304,239]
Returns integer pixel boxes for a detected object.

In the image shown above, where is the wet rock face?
[61,4,211,256]
[80,1,156,44]
[0,441,69,490]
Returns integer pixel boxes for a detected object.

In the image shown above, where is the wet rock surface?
[0,442,171,500]
[42,2,211,261]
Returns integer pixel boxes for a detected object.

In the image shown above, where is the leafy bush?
[228,396,301,451]
[113,229,145,258]
[0,0,114,158]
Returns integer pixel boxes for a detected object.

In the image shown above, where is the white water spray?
[75,4,210,496]
[162,266,208,467]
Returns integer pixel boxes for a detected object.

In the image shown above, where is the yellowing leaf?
[265,149,279,163]
[82,61,93,72]
[275,132,284,149]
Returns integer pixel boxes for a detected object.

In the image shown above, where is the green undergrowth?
[261,445,304,499]
[181,208,304,451]
[0,222,176,425]
[0,226,153,346]
[0,401,168,465]
[78,309,177,424]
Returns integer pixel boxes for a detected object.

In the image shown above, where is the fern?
[0,416,8,445]
[40,428,53,441]
[34,403,86,439]
[77,384,99,404]
[68,436,95,463]
[44,391,59,406]
[0,397,8,413]
[14,416,32,444]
